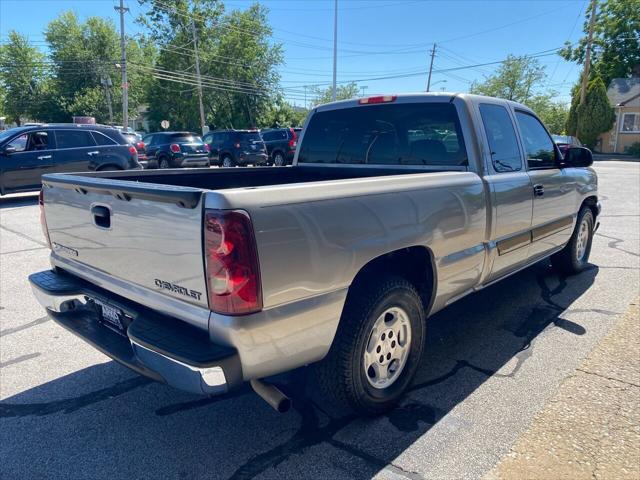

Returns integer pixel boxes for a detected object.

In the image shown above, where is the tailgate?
[41,175,209,309]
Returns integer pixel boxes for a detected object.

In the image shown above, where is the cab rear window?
[298,103,467,166]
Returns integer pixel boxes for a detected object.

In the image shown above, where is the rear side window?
[169,133,203,144]
[239,132,263,142]
[92,131,118,146]
[515,111,557,169]
[297,103,467,166]
[479,104,522,173]
[55,130,96,149]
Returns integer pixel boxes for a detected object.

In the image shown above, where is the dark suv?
[0,124,140,195]
[260,127,300,166]
[202,130,268,167]
[141,131,210,169]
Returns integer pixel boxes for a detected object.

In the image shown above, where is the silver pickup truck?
[30,93,599,415]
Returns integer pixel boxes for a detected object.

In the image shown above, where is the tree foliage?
[470,56,569,133]
[139,0,283,131]
[566,75,615,149]
[43,11,152,123]
[470,55,546,103]
[261,98,308,127]
[311,82,359,106]
[0,31,46,124]
[560,0,640,86]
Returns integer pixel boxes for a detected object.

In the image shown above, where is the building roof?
[607,78,640,106]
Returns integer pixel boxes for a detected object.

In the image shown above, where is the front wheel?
[552,206,594,274]
[314,276,425,415]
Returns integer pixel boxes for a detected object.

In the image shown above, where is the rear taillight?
[358,95,397,105]
[205,144,211,152]
[204,210,262,315]
[288,128,297,149]
[136,141,145,150]
[128,145,137,156]
[234,143,241,149]
[39,189,51,248]
[170,143,181,153]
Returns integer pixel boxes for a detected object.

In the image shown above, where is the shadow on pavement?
[0,261,605,479]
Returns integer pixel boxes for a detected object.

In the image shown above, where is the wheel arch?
[96,164,122,172]
[346,246,437,318]
[581,195,599,220]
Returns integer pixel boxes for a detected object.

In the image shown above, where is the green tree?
[527,93,570,134]
[44,11,152,124]
[560,0,640,86]
[311,82,359,106]
[0,31,46,125]
[261,98,308,127]
[470,55,546,103]
[566,75,615,149]
[139,1,282,130]
[470,55,568,132]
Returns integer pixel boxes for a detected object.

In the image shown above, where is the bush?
[626,142,640,157]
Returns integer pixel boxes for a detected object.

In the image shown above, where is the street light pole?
[332,0,338,102]
[115,0,129,130]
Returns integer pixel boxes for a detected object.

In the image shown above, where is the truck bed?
[52,165,458,191]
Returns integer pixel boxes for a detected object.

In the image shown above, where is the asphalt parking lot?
[1,161,639,480]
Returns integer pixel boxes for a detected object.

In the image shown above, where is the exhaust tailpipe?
[250,379,291,413]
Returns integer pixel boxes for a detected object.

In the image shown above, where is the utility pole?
[361,85,368,97]
[426,43,436,92]
[303,85,307,109]
[115,0,129,130]
[191,18,207,135]
[579,0,598,106]
[332,0,338,102]
[101,76,114,125]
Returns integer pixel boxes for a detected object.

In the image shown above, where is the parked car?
[0,124,140,195]
[552,134,583,155]
[260,127,300,166]
[202,129,268,167]
[31,93,599,416]
[141,131,210,169]
[122,131,148,165]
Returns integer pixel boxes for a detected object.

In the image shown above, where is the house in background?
[598,77,640,154]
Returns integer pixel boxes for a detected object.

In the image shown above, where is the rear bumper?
[179,155,210,168]
[238,153,268,165]
[29,269,242,395]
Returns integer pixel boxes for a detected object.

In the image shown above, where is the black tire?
[221,155,235,168]
[551,206,594,275]
[314,276,426,416]
[158,156,170,169]
[96,164,122,172]
[273,152,285,167]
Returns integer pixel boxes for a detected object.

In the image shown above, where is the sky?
[0,0,589,107]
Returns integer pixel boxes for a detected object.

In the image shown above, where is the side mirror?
[562,146,593,168]
[2,146,17,155]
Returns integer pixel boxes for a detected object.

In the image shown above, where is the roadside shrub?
[626,142,640,157]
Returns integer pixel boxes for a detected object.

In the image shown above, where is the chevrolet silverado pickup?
[30,93,599,415]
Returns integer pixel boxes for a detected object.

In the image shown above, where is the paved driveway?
[1,161,638,479]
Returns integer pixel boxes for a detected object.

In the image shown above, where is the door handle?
[87,151,100,156]
[91,205,111,229]
[37,155,52,160]
[533,184,545,197]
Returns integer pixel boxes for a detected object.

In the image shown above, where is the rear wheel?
[158,156,170,169]
[96,164,122,172]
[222,155,235,168]
[551,206,594,274]
[314,276,425,415]
[273,152,285,166]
